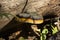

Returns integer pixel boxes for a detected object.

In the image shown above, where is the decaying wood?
[0,0,60,30]
[0,0,26,29]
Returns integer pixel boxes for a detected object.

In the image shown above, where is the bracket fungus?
[17,12,44,24]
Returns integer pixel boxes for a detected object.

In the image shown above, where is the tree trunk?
[0,0,60,30]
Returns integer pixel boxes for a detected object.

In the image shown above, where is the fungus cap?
[19,17,44,24]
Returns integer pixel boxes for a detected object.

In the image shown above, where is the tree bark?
[0,0,60,30]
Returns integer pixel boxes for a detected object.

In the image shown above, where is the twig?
[57,17,60,30]
[31,25,40,36]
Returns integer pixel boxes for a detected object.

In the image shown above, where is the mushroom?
[19,18,44,24]
[17,12,44,24]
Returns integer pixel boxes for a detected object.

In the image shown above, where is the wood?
[0,0,60,30]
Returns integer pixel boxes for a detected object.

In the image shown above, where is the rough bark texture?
[0,0,60,29]
[0,0,26,29]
